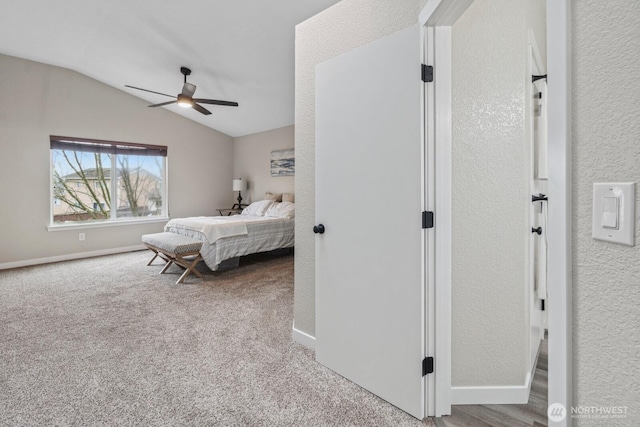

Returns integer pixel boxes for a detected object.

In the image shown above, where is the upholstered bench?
[141,232,204,284]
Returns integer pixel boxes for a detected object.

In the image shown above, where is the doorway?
[311,0,570,422]
[421,0,571,423]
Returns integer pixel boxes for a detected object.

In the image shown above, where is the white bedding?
[164,215,294,271]
[165,216,249,243]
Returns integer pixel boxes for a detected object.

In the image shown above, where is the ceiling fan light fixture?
[177,94,193,108]
[126,67,237,115]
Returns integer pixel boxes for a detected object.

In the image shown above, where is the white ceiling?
[0,0,341,137]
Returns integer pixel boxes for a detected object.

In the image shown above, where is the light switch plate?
[592,182,635,246]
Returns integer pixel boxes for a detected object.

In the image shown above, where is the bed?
[163,199,294,271]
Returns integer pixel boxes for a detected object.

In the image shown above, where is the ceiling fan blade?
[192,103,211,115]
[182,83,196,97]
[125,85,175,98]
[193,98,239,107]
[148,100,177,108]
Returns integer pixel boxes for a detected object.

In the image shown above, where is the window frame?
[49,136,169,229]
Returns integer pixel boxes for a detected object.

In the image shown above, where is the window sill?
[48,216,170,232]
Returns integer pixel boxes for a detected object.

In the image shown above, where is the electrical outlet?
[79,233,85,241]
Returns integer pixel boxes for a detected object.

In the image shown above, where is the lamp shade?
[232,179,247,192]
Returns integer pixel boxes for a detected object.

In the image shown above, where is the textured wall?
[0,54,233,266]
[451,0,530,387]
[294,0,420,335]
[232,125,294,204]
[573,0,640,423]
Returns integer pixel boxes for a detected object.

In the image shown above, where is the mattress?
[164,215,294,271]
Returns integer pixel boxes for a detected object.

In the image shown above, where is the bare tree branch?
[52,149,162,221]
[53,150,109,219]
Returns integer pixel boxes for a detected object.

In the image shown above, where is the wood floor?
[433,338,548,427]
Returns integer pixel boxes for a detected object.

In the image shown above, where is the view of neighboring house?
[53,167,162,222]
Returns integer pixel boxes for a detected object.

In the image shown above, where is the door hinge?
[422,357,434,376]
[422,211,434,229]
[421,64,433,83]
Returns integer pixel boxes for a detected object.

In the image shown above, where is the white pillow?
[241,199,274,216]
[264,201,295,219]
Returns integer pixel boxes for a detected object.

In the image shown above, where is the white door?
[315,24,425,419]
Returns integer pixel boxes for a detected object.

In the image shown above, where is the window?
[50,136,167,225]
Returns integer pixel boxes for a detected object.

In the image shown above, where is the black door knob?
[532,226,542,235]
[313,224,325,234]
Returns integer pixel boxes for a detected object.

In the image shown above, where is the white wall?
[451,0,544,389]
[0,54,233,267]
[573,0,640,422]
[294,0,420,336]
[232,125,294,204]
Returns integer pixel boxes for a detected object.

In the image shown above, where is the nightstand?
[217,208,243,216]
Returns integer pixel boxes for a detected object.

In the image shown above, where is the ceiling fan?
[125,67,238,115]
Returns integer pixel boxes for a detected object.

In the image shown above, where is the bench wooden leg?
[146,250,159,266]
[143,242,203,284]
[175,254,203,284]
[160,260,174,274]
[146,247,171,266]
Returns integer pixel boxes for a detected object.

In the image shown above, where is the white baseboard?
[0,245,146,270]
[451,372,532,405]
[292,322,316,350]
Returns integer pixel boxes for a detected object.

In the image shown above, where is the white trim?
[291,322,316,350]
[0,245,146,271]
[49,150,55,225]
[48,216,169,231]
[422,24,437,418]
[433,26,454,417]
[546,0,572,425]
[453,341,541,405]
[420,24,433,418]
[420,0,474,26]
[420,0,473,417]
[451,373,532,405]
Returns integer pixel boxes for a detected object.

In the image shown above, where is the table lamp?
[232,178,247,208]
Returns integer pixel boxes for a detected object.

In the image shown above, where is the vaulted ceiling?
[0,0,341,137]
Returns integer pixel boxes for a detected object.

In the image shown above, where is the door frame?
[419,0,572,423]
[420,0,474,416]
[545,2,572,425]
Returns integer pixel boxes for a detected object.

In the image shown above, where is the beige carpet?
[0,250,433,427]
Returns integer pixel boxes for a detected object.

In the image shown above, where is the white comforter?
[165,216,250,243]
[164,215,294,271]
